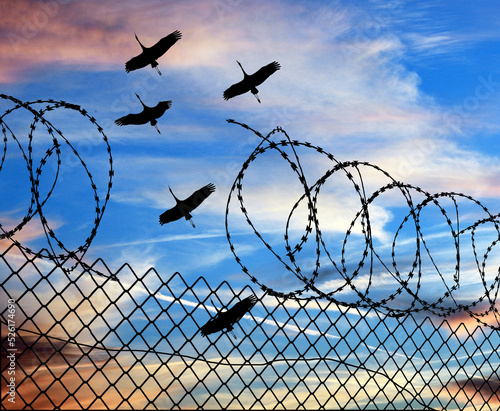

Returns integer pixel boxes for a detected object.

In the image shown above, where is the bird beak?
[154,66,162,75]
[254,93,261,103]
[189,219,195,228]
[154,124,161,134]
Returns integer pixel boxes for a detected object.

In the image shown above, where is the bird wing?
[223,80,252,100]
[200,313,225,337]
[249,61,281,87]
[182,183,216,212]
[149,30,182,59]
[115,112,148,126]
[226,295,257,324]
[200,295,257,337]
[125,53,148,73]
[151,100,172,119]
[159,206,184,225]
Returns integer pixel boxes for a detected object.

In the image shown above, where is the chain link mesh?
[1,240,500,410]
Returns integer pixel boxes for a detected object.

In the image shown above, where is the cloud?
[0,0,189,82]
[0,214,64,270]
[97,230,225,248]
[4,332,178,409]
[111,147,398,244]
[448,377,500,407]
[0,0,310,83]
[2,1,121,81]
[4,0,499,198]
[442,303,500,338]
[10,333,107,369]
[0,215,50,249]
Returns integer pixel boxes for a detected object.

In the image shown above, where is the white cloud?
[4,0,500,310]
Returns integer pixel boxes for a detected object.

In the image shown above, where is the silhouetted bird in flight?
[115,94,171,134]
[223,61,280,103]
[159,183,215,227]
[201,295,257,339]
[125,30,182,75]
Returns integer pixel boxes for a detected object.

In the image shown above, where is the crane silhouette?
[115,94,171,134]
[125,30,182,75]
[223,61,280,103]
[200,295,257,339]
[159,183,215,228]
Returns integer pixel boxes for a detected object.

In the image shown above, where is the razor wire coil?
[0,94,115,280]
[225,119,500,330]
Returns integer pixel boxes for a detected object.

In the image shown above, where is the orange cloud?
[0,214,61,256]
[448,377,500,408]
[3,2,115,75]
[0,0,245,83]
[1,0,160,82]
[442,303,500,338]
[0,0,306,85]
[1,332,177,409]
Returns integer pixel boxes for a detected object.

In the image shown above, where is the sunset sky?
[1,0,500,408]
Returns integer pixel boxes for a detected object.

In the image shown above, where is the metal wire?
[0,94,115,280]
[2,252,500,410]
[1,97,500,409]
[225,119,500,330]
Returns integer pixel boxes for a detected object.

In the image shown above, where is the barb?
[0,94,116,280]
[225,119,500,330]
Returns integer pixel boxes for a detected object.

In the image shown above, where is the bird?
[223,61,280,103]
[200,295,257,339]
[115,94,171,134]
[125,30,182,75]
[159,183,215,228]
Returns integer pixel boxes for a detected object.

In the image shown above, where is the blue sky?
[1,0,500,408]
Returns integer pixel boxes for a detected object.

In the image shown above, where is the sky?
[1,0,500,409]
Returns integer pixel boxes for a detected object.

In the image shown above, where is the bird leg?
[251,88,261,103]
[226,324,237,339]
[152,61,162,75]
[150,119,161,134]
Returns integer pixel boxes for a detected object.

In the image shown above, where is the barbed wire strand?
[225,119,500,330]
[0,94,116,280]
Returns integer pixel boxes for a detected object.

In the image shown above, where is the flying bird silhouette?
[223,61,280,103]
[125,30,182,75]
[115,94,171,134]
[200,295,257,339]
[159,183,215,227]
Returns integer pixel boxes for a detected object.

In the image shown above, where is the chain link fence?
[1,239,500,410]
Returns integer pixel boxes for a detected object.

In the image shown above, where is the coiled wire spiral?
[0,94,114,280]
[225,119,500,330]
